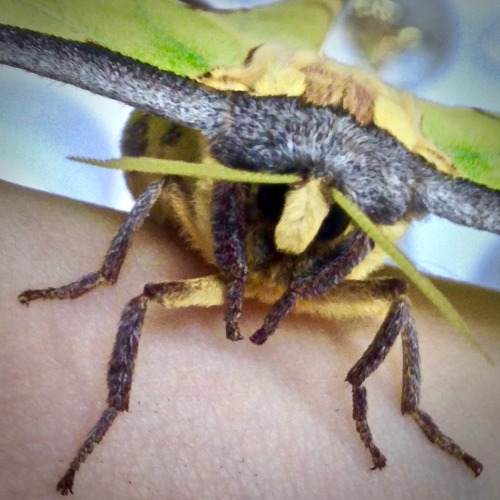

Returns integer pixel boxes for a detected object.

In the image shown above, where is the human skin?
[1,181,499,499]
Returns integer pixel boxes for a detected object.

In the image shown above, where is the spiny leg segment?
[18,178,167,304]
[345,278,483,476]
[56,275,226,495]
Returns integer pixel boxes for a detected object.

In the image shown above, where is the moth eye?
[257,184,288,222]
[121,113,149,157]
[316,203,351,241]
[161,125,182,144]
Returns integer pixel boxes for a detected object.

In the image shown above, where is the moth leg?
[212,182,250,341]
[144,274,226,310]
[56,294,147,495]
[345,284,408,469]
[18,178,166,305]
[56,275,225,495]
[345,279,483,475]
[250,231,373,345]
[401,319,483,476]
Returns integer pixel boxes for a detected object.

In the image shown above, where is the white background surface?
[0,0,499,290]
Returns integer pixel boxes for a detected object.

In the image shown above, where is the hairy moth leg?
[212,182,250,341]
[401,326,483,476]
[18,178,166,304]
[250,231,374,345]
[56,293,147,495]
[345,279,483,475]
[56,275,226,495]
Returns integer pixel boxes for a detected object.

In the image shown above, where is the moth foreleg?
[18,178,166,304]
[250,231,373,345]
[211,182,250,341]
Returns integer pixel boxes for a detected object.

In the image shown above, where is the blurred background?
[0,0,499,290]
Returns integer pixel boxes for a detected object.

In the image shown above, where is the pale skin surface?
[1,180,499,500]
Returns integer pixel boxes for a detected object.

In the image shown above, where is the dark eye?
[257,184,288,222]
[161,125,182,144]
[316,203,350,241]
[121,114,149,157]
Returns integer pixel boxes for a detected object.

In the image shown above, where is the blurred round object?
[326,0,458,89]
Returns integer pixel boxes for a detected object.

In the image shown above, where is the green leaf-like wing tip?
[420,102,500,190]
[70,156,301,185]
[332,188,492,364]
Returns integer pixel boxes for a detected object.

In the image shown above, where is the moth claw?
[250,329,268,345]
[56,468,75,495]
[18,291,32,305]
[226,326,244,341]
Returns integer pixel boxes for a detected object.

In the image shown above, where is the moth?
[1,24,499,495]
